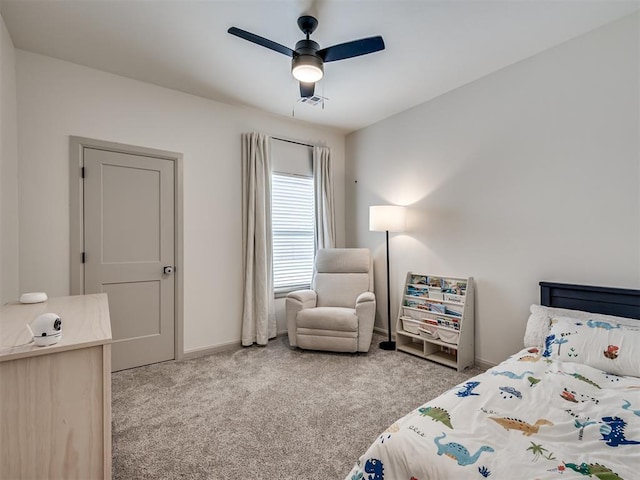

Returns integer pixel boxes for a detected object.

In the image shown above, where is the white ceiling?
[1,0,638,133]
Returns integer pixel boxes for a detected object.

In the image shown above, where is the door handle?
[163,266,175,275]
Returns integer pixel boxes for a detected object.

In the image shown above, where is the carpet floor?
[112,333,484,479]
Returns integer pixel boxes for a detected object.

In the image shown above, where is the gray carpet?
[112,333,483,479]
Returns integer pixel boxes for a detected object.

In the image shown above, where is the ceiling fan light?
[291,55,323,83]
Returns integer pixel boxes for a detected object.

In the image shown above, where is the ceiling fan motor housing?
[295,39,320,56]
[292,39,324,82]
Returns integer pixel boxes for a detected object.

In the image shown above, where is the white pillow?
[524,304,639,347]
[543,316,640,377]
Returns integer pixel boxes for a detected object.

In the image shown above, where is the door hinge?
[81,252,85,263]
[81,167,85,178]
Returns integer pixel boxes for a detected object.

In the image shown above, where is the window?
[271,172,315,294]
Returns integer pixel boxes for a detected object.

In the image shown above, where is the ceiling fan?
[228,15,385,98]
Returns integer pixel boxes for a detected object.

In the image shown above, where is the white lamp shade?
[369,205,407,232]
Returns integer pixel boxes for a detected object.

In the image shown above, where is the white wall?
[0,13,19,305]
[15,50,345,353]
[346,14,640,366]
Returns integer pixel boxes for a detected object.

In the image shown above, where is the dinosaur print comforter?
[346,348,640,480]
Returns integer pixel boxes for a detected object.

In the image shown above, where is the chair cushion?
[314,273,370,308]
[315,248,371,274]
[296,334,358,353]
[296,307,358,332]
[313,248,372,307]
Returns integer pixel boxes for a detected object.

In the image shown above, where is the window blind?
[272,173,315,293]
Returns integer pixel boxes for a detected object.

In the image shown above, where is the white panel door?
[84,148,175,371]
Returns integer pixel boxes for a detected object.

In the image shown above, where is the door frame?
[69,136,184,362]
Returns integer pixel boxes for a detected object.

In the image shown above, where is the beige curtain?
[313,146,336,249]
[241,132,276,346]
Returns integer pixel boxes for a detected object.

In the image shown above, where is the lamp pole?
[380,229,395,350]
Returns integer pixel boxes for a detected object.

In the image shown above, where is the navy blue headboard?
[540,282,640,319]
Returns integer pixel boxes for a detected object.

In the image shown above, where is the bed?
[346,282,640,480]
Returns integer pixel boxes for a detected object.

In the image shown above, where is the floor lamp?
[369,205,407,350]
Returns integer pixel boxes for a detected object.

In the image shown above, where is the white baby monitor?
[27,313,62,347]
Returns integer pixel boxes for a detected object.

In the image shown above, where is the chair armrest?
[355,292,376,352]
[286,290,317,347]
[355,291,375,305]
[287,289,317,307]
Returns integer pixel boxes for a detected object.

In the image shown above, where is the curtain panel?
[241,132,276,346]
[313,145,336,250]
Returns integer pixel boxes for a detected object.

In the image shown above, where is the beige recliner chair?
[286,248,376,353]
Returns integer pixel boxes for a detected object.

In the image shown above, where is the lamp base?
[379,340,396,351]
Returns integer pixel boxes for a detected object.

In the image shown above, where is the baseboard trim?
[183,330,496,369]
[373,326,393,338]
[182,332,291,360]
[474,357,496,370]
[182,340,241,360]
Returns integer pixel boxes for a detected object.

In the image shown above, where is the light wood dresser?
[0,294,112,479]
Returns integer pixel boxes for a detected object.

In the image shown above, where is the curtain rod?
[272,136,316,148]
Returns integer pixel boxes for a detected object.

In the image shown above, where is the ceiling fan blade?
[300,82,315,98]
[318,36,385,62]
[228,27,294,57]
